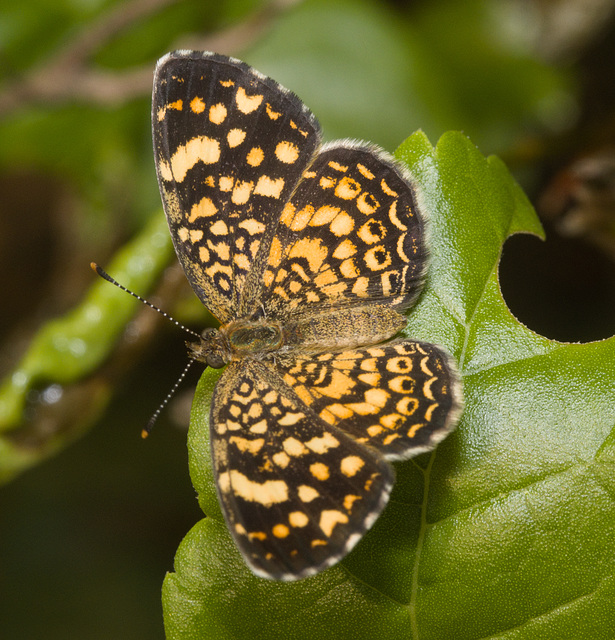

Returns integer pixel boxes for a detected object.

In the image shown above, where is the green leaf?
[162,132,615,639]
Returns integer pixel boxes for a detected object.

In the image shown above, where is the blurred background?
[1,0,614,637]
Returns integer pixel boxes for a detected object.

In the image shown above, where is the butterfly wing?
[153,51,322,322]
[246,141,427,322]
[210,359,394,580]
[279,339,462,460]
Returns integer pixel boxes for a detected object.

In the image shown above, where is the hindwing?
[210,359,394,581]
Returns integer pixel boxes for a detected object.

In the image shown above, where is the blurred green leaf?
[245,0,570,154]
[161,132,615,639]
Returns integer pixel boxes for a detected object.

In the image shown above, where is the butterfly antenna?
[141,358,196,438]
[91,262,200,338]
[92,262,204,437]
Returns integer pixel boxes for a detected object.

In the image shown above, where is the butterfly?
[152,50,462,581]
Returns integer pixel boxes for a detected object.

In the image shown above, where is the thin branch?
[0,0,302,116]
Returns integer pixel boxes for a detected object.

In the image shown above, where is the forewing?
[279,339,462,460]
[210,359,394,581]
[153,51,321,322]
[255,142,427,320]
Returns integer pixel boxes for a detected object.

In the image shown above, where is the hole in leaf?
[499,226,615,342]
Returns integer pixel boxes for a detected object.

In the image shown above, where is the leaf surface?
[163,132,615,640]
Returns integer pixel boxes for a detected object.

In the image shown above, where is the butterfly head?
[187,327,230,369]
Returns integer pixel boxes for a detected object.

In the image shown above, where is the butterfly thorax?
[187,319,283,368]
[187,305,408,369]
